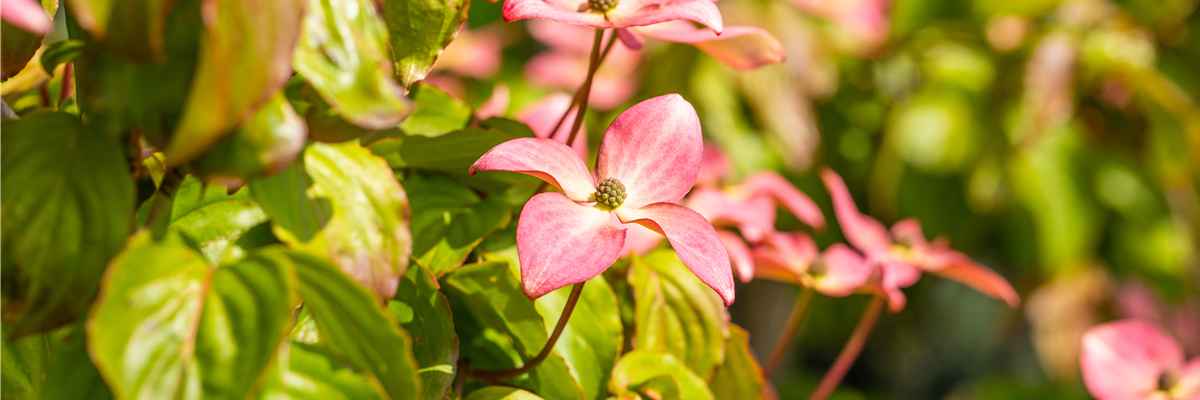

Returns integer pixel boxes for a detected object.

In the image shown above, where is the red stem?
[764,288,814,376]
[807,296,885,400]
[471,282,586,380]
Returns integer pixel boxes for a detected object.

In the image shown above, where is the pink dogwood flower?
[619,143,825,282]
[470,94,734,305]
[502,0,723,34]
[1081,320,1200,400]
[752,232,873,297]
[820,168,1019,312]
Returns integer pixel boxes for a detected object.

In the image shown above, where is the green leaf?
[707,325,766,400]
[628,250,730,380]
[609,351,715,400]
[0,323,51,399]
[0,0,54,79]
[294,0,413,130]
[67,0,174,60]
[89,232,298,400]
[164,0,305,165]
[381,0,469,88]
[270,343,384,400]
[66,0,201,145]
[441,262,585,400]
[465,387,545,400]
[406,173,511,276]
[372,126,517,173]
[136,175,272,265]
[390,265,460,400]
[1,112,134,335]
[44,325,116,400]
[397,84,473,137]
[253,142,412,300]
[40,40,87,75]
[288,251,423,400]
[533,278,623,400]
[188,93,307,182]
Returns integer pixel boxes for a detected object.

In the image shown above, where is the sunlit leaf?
[89,232,298,400]
[398,84,473,137]
[269,343,384,400]
[707,325,766,400]
[405,173,511,276]
[628,250,729,380]
[533,277,623,400]
[1,112,134,335]
[381,0,469,88]
[288,251,423,400]
[609,351,715,400]
[441,262,586,400]
[294,0,413,131]
[390,265,460,400]
[254,142,412,300]
[465,387,545,400]
[188,93,307,182]
[164,0,305,165]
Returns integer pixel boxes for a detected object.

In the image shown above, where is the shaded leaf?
[255,142,412,300]
[188,93,307,182]
[43,325,116,400]
[628,250,729,379]
[390,265,460,400]
[533,278,623,400]
[381,0,469,88]
[405,173,511,276]
[288,251,423,400]
[707,325,766,400]
[465,387,545,400]
[40,40,87,74]
[609,351,714,400]
[441,262,586,400]
[1,112,134,335]
[294,0,413,130]
[67,0,174,60]
[0,323,51,399]
[164,0,304,165]
[89,232,298,400]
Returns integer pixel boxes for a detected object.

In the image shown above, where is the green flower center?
[595,178,627,209]
[588,0,618,12]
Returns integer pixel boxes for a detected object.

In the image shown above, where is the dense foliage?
[1,0,1198,399]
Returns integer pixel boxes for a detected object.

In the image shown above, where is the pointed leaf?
[609,351,715,400]
[255,142,412,301]
[533,277,623,400]
[165,0,305,165]
[288,251,423,400]
[398,84,473,137]
[390,265,460,400]
[382,0,470,88]
[89,232,298,400]
[188,93,307,182]
[441,262,586,400]
[294,0,413,130]
[1,112,134,335]
[707,325,765,400]
[405,173,511,276]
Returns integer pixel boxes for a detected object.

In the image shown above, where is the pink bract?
[503,0,723,33]
[1081,320,1200,400]
[631,21,786,70]
[820,168,1019,312]
[471,94,735,305]
[0,0,51,35]
[751,232,873,297]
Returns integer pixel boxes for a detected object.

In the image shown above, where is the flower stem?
[807,296,885,400]
[562,29,615,148]
[764,287,814,376]
[472,281,587,380]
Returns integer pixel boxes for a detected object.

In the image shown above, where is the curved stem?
[472,281,587,380]
[763,288,814,376]
[807,296,885,400]
[563,29,616,148]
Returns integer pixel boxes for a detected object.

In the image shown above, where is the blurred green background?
[443,0,1200,398]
